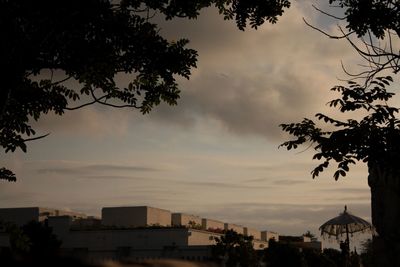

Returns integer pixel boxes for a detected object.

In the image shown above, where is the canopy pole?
[345,223,350,254]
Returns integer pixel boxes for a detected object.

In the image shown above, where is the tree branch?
[303,18,354,39]
[23,133,50,142]
[312,4,346,20]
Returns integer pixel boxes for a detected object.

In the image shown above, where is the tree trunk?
[368,163,400,266]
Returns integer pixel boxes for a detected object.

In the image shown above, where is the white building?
[0,206,276,262]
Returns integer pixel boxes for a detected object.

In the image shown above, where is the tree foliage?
[0,0,291,181]
[280,76,399,180]
[264,240,307,267]
[329,0,400,38]
[5,220,61,258]
[211,229,259,267]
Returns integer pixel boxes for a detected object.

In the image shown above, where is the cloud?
[21,2,359,143]
[79,175,145,180]
[139,3,358,141]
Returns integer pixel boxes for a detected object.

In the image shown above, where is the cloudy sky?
[2,0,388,246]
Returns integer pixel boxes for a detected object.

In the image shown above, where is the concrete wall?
[283,241,322,251]
[171,213,202,227]
[201,218,224,231]
[48,216,73,240]
[224,223,244,234]
[102,206,171,227]
[187,229,221,246]
[61,228,189,250]
[244,227,261,240]
[146,207,171,226]
[102,206,147,227]
[261,231,279,242]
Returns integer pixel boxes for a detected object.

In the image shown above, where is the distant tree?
[0,0,291,181]
[264,239,306,267]
[5,222,31,254]
[5,220,61,262]
[303,249,338,267]
[322,248,342,267]
[303,230,317,242]
[21,220,61,257]
[211,229,259,267]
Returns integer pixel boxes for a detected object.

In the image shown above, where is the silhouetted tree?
[303,249,338,267]
[308,1,400,84]
[3,220,61,266]
[280,76,400,266]
[0,0,291,181]
[303,230,317,241]
[281,1,400,266]
[264,239,306,267]
[211,229,259,267]
[323,248,343,267]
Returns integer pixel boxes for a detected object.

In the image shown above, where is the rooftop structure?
[102,206,171,227]
[279,235,322,251]
[172,213,202,228]
[224,223,244,234]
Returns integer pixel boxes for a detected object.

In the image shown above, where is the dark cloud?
[324,196,370,202]
[178,180,272,190]
[36,163,162,176]
[272,179,308,185]
[83,164,161,172]
[244,178,270,183]
[320,187,370,194]
[141,4,355,141]
[36,167,85,175]
[79,175,146,180]
[150,69,324,141]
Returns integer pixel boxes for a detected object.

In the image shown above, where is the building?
[279,235,322,251]
[224,223,244,234]
[102,206,171,227]
[0,207,86,226]
[261,231,279,242]
[0,206,276,263]
[172,213,202,228]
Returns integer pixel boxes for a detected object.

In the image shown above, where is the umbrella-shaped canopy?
[319,206,375,239]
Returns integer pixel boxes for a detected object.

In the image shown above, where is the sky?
[2,0,389,247]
